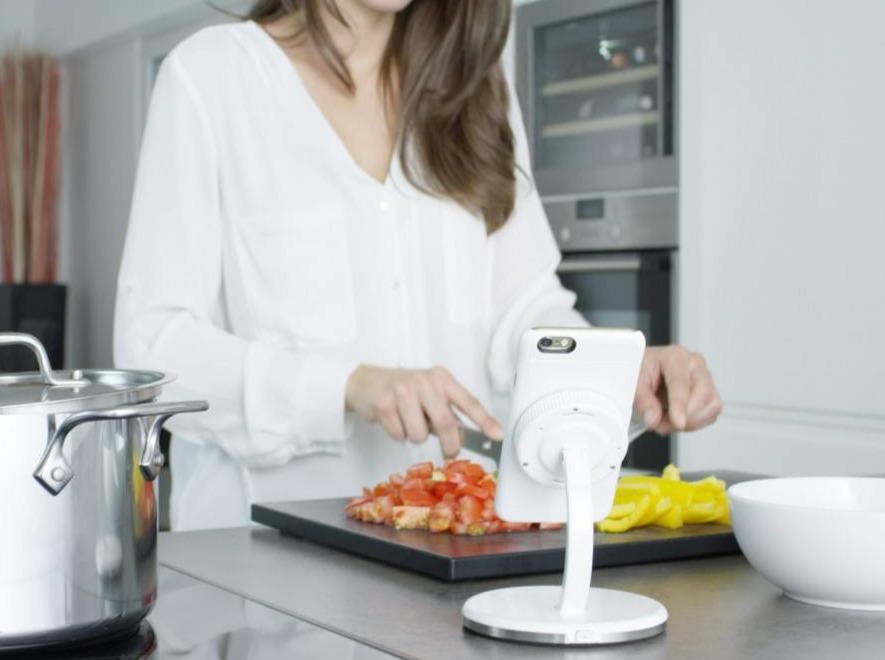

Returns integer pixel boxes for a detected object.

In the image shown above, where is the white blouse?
[114,21,585,530]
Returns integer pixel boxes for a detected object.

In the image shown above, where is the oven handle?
[557,256,642,274]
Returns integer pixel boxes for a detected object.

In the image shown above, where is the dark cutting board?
[251,470,761,581]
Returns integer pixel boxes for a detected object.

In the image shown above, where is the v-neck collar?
[245,20,396,190]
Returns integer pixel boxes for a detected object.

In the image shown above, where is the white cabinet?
[677,0,885,474]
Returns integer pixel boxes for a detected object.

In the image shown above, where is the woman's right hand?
[345,364,503,459]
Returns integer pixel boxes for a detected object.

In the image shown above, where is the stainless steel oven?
[557,250,672,469]
[516,0,677,255]
[517,0,678,469]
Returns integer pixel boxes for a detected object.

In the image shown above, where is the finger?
[661,350,691,430]
[653,418,673,436]
[634,384,663,429]
[442,377,503,440]
[379,408,406,441]
[689,394,723,431]
[418,384,461,458]
[395,386,428,443]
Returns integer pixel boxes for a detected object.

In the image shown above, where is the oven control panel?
[543,189,677,252]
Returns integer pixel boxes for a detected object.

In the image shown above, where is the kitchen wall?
[677,0,885,475]
[0,1,35,46]
[45,1,247,367]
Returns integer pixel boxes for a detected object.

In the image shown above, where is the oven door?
[557,249,672,469]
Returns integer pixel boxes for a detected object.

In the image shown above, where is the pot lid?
[0,334,170,415]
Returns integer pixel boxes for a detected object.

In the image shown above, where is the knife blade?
[459,421,650,465]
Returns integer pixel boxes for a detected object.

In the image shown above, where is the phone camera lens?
[539,337,553,348]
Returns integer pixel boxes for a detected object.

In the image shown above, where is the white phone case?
[495,327,646,523]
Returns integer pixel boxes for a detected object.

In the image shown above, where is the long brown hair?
[247,0,514,233]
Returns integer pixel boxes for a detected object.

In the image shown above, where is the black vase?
[0,284,67,370]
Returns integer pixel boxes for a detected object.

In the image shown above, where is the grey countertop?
[159,527,885,660]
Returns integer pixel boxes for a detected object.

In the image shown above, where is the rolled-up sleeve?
[486,88,588,393]
[114,55,357,468]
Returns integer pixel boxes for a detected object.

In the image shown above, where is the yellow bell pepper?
[596,465,731,533]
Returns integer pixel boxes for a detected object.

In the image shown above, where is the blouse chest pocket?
[234,206,357,344]
[442,207,490,326]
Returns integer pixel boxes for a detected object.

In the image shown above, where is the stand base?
[462,586,667,646]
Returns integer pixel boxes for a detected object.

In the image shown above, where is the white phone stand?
[462,395,668,646]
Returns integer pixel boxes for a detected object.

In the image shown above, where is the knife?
[459,420,650,465]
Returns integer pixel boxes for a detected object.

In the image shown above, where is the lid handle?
[0,333,87,388]
[33,400,209,495]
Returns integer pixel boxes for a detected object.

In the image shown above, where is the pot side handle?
[33,400,209,496]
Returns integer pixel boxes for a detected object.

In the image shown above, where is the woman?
[115,0,721,531]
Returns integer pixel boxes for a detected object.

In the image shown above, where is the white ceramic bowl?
[728,477,885,610]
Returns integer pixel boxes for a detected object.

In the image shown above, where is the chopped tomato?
[388,473,405,486]
[467,521,490,536]
[441,492,457,503]
[431,501,457,519]
[373,483,395,497]
[402,478,426,492]
[446,459,471,473]
[464,463,485,482]
[455,483,490,500]
[401,489,436,507]
[406,462,434,479]
[458,495,483,524]
[449,521,469,535]
[429,515,451,533]
[344,496,371,514]
[444,470,467,485]
[477,474,496,490]
[374,494,396,518]
[431,481,457,498]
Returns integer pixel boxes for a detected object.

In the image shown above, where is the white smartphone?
[494,327,646,523]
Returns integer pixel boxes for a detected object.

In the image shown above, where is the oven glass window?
[533,1,663,171]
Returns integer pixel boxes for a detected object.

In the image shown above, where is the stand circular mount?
[462,392,668,646]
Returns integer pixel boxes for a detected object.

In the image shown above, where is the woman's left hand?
[634,346,722,435]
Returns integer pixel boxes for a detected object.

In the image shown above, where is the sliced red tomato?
[458,495,483,524]
[444,470,467,485]
[429,515,451,533]
[449,521,469,535]
[374,494,396,519]
[345,496,371,512]
[446,459,471,473]
[477,474,496,490]
[441,492,457,503]
[455,483,490,500]
[402,478,426,492]
[373,483,395,497]
[467,521,490,536]
[431,501,456,518]
[388,473,405,486]
[464,463,486,482]
[401,489,437,507]
[431,481,457,498]
[406,462,434,479]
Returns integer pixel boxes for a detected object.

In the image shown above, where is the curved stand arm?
[557,443,595,617]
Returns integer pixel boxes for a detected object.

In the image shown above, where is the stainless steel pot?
[0,333,208,650]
